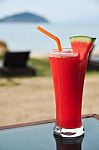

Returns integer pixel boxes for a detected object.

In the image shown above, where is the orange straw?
[37,26,62,52]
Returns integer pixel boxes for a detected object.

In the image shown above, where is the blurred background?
[0,0,99,126]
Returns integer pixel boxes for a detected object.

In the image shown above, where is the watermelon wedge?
[69,36,96,60]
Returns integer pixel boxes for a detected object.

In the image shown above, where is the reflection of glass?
[54,134,84,150]
[49,49,88,137]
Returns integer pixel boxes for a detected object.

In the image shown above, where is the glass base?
[54,125,84,138]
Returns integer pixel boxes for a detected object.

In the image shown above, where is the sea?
[0,23,99,57]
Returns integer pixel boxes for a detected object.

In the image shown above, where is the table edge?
[0,114,98,130]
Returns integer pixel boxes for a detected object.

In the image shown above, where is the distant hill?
[0,12,49,23]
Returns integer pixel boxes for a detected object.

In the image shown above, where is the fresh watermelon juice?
[49,49,87,130]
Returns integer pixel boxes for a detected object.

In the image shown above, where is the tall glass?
[49,49,88,138]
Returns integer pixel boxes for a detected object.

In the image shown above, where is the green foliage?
[28,58,51,76]
[0,57,98,87]
[86,70,99,76]
[28,58,99,77]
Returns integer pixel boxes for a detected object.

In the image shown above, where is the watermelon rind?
[69,36,96,43]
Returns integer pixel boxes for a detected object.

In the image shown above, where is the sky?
[0,0,99,23]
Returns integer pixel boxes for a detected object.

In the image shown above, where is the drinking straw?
[37,26,62,52]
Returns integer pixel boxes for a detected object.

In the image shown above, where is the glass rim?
[49,48,78,58]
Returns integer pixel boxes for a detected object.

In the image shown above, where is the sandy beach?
[0,74,99,126]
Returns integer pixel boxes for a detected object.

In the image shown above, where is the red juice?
[49,49,88,129]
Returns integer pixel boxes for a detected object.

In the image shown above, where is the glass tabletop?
[0,117,99,150]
